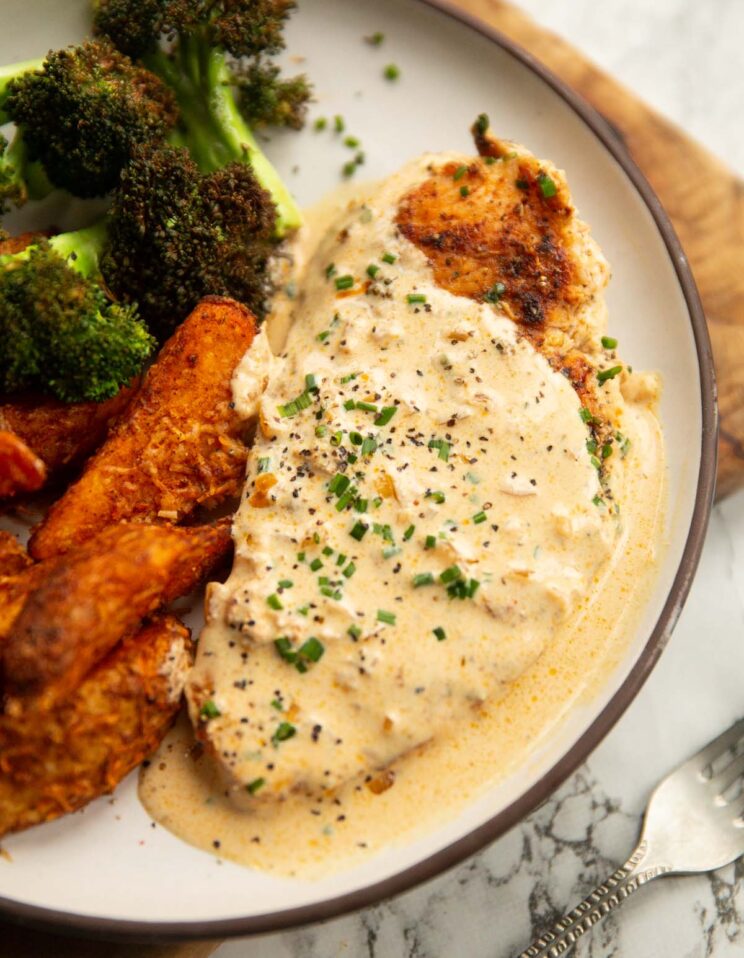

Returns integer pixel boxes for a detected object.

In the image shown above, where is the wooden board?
[3,3,741,957]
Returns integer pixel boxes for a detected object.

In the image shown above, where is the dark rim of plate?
[0,0,718,944]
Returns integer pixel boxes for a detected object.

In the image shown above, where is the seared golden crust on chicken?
[0,384,137,476]
[1,520,230,714]
[29,296,256,561]
[396,133,610,426]
[0,430,46,499]
[0,532,31,577]
[0,614,192,839]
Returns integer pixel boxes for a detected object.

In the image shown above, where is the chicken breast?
[185,129,660,806]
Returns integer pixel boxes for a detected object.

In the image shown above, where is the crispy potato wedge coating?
[30,296,256,560]
[0,614,192,838]
[0,384,137,476]
[1,519,230,714]
[0,430,46,499]
[0,531,31,576]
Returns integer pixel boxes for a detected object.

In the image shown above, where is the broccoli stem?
[0,57,45,124]
[3,220,109,277]
[48,221,109,277]
[145,44,302,235]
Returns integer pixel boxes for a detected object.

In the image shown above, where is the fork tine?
[689,717,744,772]
[714,753,744,796]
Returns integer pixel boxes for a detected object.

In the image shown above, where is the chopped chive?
[537,172,557,198]
[315,424,327,437]
[374,406,397,426]
[354,498,368,512]
[459,185,470,197]
[366,263,380,278]
[597,365,623,383]
[342,159,357,178]
[296,551,306,562]
[278,579,294,589]
[586,438,598,454]
[350,521,368,541]
[602,442,613,459]
[274,637,295,662]
[272,721,296,746]
[382,251,397,264]
[472,511,487,524]
[314,117,327,131]
[247,777,266,795]
[356,401,378,413]
[407,292,427,304]
[348,431,363,446]
[343,561,356,579]
[336,553,347,566]
[412,572,434,588]
[361,437,377,456]
[331,430,343,446]
[271,698,283,711]
[335,274,354,291]
[383,546,401,559]
[322,546,333,556]
[601,336,618,349]
[267,593,283,610]
[424,535,436,549]
[348,624,362,640]
[347,452,358,464]
[297,605,309,616]
[453,165,468,181]
[428,438,450,461]
[377,609,396,625]
[336,488,357,511]
[199,700,220,720]
[484,281,506,304]
[344,135,360,148]
[590,455,602,471]
[305,373,318,391]
[593,494,604,507]
[329,473,351,495]
[474,113,489,135]
[257,456,271,473]
[440,564,462,584]
[433,626,446,642]
[340,372,358,383]
[467,578,480,598]
[383,63,400,81]
[344,398,356,411]
[579,407,593,423]
[426,490,446,503]
[334,115,345,133]
[325,263,336,279]
[309,557,323,572]
[299,637,325,662]
[317,330,331,343]
[403,524,415,541]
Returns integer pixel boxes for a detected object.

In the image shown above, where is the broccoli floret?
[0,224,155,403]
[2,39,178,198]
[93,0,307,233]
[0,133,27,213]
[100,143,275,340]
[237,61,311,130]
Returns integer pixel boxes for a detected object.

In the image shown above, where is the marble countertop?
[216,1,744,956]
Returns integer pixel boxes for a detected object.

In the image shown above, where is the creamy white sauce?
[140,154,665,876]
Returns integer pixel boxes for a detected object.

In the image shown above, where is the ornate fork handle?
[517,840,672,958]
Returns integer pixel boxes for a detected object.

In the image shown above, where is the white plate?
[0,0,716,940]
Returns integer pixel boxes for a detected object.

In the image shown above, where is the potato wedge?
[0,614,192,838]
[0,531,31,576]
[1,519,230,714]
[0,383,137,477]
[30,296,256,560]
[0,430,46,499]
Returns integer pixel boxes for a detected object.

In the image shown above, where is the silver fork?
[518,717,744,958]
